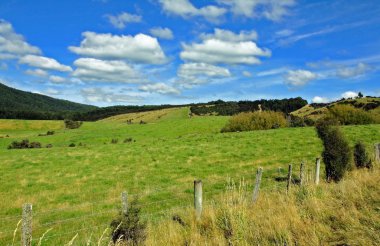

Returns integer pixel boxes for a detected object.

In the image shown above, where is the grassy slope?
[291,97,380,120]
[0,107,379,244]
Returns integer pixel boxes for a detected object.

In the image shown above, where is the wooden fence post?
[252,167,263,203]
[194,180,202,220]
[121,191,128,214]
[300,162,305,186]
[22,203,32,246]
[286,164,292,194]
[315,158,321,185]
[375,143,380,163]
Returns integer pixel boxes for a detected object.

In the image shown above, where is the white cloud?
[242,71,252,77]
[275,29,294,37]
[106,12,142,29]
[336,63,370,79]
[149,27,174,40]
[69,32,167,64]
[45,88,60,95]
[25,68,48,77]
[341,91,358,99]
[200,28,258,42]
[284,69,317,86]
[49,75,66,83]
[158,0,226,22]
[81,87,144,103]
[180,33,270,65]
[72,58,140,83]
[19,55,72,72]
[178,63,231,78]
[312,96,329,104]
[257,67,288,77]
[0,20,41,59]
[139,83,180,95]
[217,0,295,21]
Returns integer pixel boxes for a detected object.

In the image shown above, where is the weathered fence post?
[22,203,32,246]
[300,162,305,186]
[121,191,128,214]
[194,180,202,220]
[315,158,321,185]
[286,164,292,194]
[252,167,263,203]
[375,143,380,163]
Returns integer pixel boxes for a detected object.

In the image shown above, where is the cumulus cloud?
[312,96,329,104]
[180,30,270,65]
[81,87,144,103]
[139,83,180,95]
[49,75,66,83]
[19,55,72,72]
[149,27,174,40]
[242,71,252,77]
[217,0,295,21]
[106,12,142,29]
[158,0,226,22]
[178,63,231,78]
[25,68,48,77]
[0,20,41,59]
[72,58,140,83]
[200,28,258,42]
[284,69,317,86]
[336,63,370,79]
[341,91,358,99]
[69,32,166,64]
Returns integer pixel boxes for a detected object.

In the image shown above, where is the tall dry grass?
[146,168,380,246]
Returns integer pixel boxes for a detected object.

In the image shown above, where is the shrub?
[111,139,119,144]
[46,144,53,148]
[124,138,133,143]
[354,141,372,169]
[64,119,83,129]
[221,111,287,132]
[110,198,146,245]
[68,143,76,147]
[327,105,378,125]
[316,118,351,182]
[8,139,42,149]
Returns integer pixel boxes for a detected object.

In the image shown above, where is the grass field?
[0,107,379,245]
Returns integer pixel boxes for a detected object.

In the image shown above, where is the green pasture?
[0,107,379,245]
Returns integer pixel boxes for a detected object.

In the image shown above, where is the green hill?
[0,82,97,119]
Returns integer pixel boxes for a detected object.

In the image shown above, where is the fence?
[1,143,380,245]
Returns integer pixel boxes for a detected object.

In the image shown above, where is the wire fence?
[0,158,331,245]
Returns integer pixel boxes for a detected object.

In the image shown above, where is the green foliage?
[221,111,287,132]
[64,119,82,129]
[8,139,41,149]
[110,198,146,245]
[316,118,351,182]
[327,105,379,125]
[354,141,372,169]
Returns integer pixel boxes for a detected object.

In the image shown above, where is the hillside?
[0,83,96,119]
[291,97,380,120]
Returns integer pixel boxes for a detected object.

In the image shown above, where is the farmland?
[0,107,379,245]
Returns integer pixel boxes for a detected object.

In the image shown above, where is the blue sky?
[0,0,379,106]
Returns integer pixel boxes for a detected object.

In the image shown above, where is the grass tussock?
[146,168,380,246]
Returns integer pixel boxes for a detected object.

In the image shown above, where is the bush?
[316,118,351,182]
[327,105,378,125]
[354,141,372,169]
[8,139,42,149]
[221,111,287,132]
[111,139,119,144]
[68,143,76,147]
[124,138,134,143]
[64,119,83,129]
[110,198,146,245]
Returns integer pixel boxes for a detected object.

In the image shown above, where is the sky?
[0,0,380,106]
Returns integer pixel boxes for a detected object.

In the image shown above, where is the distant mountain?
[0,82,97,119]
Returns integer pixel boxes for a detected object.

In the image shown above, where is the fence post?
[315,158,321,185]
[121,191,128,214]
[286,164,292,194]
[22,203,32,246]
[252,167,263,203]
[194,180,202,220]
[300,162,305,186]
[375,143,380,163]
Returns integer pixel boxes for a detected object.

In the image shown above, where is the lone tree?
[316,118,351,182]
[358,92,364,98]
[354,141,372,169]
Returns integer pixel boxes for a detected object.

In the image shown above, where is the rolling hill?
[0,82,97,119]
